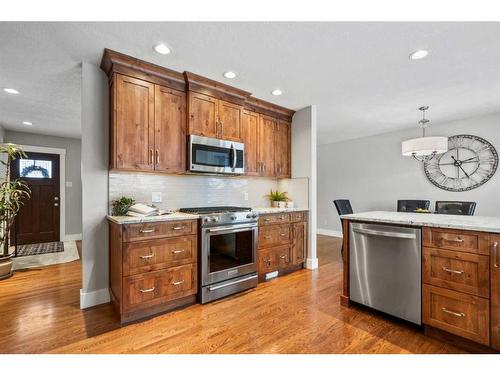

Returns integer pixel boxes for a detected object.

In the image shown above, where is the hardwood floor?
[0,236,464,354]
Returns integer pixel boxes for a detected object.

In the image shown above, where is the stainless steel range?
[178,206,259,303]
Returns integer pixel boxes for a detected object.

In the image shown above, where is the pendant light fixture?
[402,106,448,162]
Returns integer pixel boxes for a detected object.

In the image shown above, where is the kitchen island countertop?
[341,211,500,234]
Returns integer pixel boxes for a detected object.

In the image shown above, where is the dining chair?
[333,200,353,257]
[435,201,477,216]
[397,200,430,212]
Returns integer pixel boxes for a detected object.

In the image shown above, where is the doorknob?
[54,197,59,201]
[54,203,59,207]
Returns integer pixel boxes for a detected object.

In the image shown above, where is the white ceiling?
[1,22,499,142]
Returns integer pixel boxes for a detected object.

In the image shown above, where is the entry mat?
[15,241,64,257]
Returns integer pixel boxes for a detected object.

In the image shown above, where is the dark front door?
[11,152,60,245]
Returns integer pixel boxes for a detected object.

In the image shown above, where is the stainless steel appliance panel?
[200,273,258,304]
[349,222,422,325]
[189,135,244,174]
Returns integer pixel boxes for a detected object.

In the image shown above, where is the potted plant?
[111,196,135,216]
[0,144,31,280]
[265,189,288,208]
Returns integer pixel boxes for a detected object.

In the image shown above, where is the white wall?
[291,106,317,269]
[81,62,110,308]
[318,112,500,234]
[5,131,82,236]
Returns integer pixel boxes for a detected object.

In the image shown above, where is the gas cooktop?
[178,206,252,215]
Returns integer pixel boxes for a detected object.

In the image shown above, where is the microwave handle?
[231,143,237,169]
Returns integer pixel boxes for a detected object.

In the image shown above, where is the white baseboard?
[317,228,343,237]
[65,233,82,241]
[80,288,110,309]
[306,257,319,270]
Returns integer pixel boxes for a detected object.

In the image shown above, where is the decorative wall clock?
[424,134,498,192]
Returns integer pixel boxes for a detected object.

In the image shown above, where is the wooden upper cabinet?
[257,115,276,177]
[491,235,500,351]
[218,100,243,142]
[114,74,155,170]
[188,92,218,139]
[241,110,259,175]
[275,120,291,178]
[154,85,186,173]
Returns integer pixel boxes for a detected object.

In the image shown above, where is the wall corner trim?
[65,233,82,241]
[305,257,319,270]
[317,228,343,238]
[80,288,110,309]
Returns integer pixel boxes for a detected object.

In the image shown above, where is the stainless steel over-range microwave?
[189,135,244,174]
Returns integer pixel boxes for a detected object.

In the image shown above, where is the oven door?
[202,223,258,286]
[189,135,244,174]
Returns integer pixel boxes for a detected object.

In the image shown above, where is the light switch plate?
[243,192,249,201]
[151,192,162,203]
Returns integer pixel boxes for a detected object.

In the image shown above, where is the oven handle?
[231,143,237,169]
[208,274,258,291]
[207,224,258,233]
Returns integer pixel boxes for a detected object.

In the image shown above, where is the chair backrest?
[333,199,353,216]
[397,200,430,212]
[435,201,476,216]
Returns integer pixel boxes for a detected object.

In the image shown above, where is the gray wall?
[5,130,82,235]
[81,62,109,307]
[318,112,500,234]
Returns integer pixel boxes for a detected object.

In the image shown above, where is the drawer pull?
[264,218,271,222]
[280,216,286,220]
[279,255,287,259]
[446,237,464,243]
[172,226,186,230]
[172,280,184,286]
[280,233,287,237]
[442,266,464,275]
[139,253,155,259]
[140,229,155,234]
[442,307,465,318]
[171,249,185,254]
[493,241,499,268]
[264,235,272,239]
[140,287,155,293]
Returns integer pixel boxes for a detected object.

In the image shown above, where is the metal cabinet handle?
[493,241,499,268]
[140,229,155,233]
[172,280,184,286]
[172,226,186,230]
[280,233,287,237]
[140,287,155,293]
[442,266,464,275]
[442,307,465,317]
[446,237,464,243]
[280,255,287,259]
[155,150,160,165]
[264,218,271,222]
[140,253,155,259]
[264,235,272,239]
[171,249,185,254]
[149,149,153,165]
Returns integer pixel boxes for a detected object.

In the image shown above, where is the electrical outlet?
[151,192,162,203]
[243,192,249,201]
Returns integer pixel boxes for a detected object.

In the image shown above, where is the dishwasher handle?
[353,227,417,239]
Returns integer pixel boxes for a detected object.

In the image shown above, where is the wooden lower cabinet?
[257,211,307,281]
[109,219,198,323]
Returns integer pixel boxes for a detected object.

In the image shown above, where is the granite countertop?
[341,211,500,234]
[107,207,308,224]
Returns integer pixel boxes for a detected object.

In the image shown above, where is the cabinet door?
[219,100,243,141]
[188,92,218,138]
[115,74,155,170]
[241,110,259,176]
[258,248,278,275]
[276,245,292,269]
[257,115,276,177]
[154,85,186,173]
[492,235,500,350]
[292,221,307,265]
[275,119,291,178]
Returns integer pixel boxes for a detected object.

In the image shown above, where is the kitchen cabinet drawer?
[258,224,290,248]
[423,227,489,255]
[258,248,278,274]
[276,245,292,269]
[123,235,197,276]
[423,247,489,298]
[123,264,197,312]
[123,220,197,242]
[291,211,307,222]
[259,213,290,226]
[423,284,490,345]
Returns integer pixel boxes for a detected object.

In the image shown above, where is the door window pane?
[19,159,52,178]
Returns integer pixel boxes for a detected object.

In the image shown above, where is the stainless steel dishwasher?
[349,222,422,325]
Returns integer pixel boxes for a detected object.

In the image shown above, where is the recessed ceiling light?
[22,121,32,126]
[223,71,236,79]
[153,43,171,55]
[409,50,429,60]
[3,88,19,95]
[271,89,283,96]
